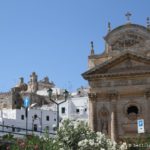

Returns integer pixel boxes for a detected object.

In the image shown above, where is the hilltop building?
[0,72,56,109]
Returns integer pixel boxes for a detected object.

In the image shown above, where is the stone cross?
[91,41,94,49]
[125,12,132,22]
[90,41,95,55]
[108,22,111,32]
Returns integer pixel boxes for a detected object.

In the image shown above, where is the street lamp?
[23,99,38,136]
[23,97,30,135]
[47,88,69,128]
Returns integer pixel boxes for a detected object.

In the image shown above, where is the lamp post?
[23,99,37,135]
[23,97,30,135]
[25,107,28,135]
[47,88,69,128]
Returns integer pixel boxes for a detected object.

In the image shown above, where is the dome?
[104,24,150,51]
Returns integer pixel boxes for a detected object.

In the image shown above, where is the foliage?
[122,135,150,150]
[2,133,14,140]
[56,119,118,150]
[9,134,61,150]
[1,119,150,150]
[56,119,95,150]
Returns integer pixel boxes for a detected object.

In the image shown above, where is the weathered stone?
[82,22,150,140]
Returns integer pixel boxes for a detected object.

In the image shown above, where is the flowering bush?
[0,119,139,150]
[56,119,119,150]
[55,119,96,150]
[78,132,117,150]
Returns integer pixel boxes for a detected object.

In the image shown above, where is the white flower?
[89,139,94,146]
[119,142,127,150]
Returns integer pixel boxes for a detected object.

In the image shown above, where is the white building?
[0,107,57,137]
[0,86,89,137]
[59,96,88,122]
[37,86,89,123]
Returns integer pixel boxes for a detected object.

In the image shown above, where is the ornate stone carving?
[99,105,109,134]
[108,90,118,100]
[145,88,150,98]
[112,33,145,51]
[88,92,97,100]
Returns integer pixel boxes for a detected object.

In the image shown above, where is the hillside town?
[0,0,150,147]
[0,72,89,137]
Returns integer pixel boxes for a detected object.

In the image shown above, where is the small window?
[85,108,87,112]
[78,91,81,95]
[54,118,56,121]
[34,114,37,119]
[34,124,37,131]
[12,126,15,132]
[76,109,80,113]
[46,116,49,121]
[61,107,65,114]
[21,115,24,120]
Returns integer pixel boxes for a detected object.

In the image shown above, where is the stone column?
[89,93,97,131]
[109,91,118,141]
[111,100,116,141]
[144,89,150,133]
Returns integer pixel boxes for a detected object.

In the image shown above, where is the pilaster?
[109,91,118,141]
[144,89,150,133]
[88,93,97,131]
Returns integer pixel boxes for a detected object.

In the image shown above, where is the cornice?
[82,51,150,80]
[108,90,118,100]
[84,71,150,80]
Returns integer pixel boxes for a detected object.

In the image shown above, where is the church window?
[127,105,139,120]
[127,106,138,114]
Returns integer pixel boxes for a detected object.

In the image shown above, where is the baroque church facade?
[82,15,150,140]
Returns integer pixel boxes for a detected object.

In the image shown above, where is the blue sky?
[0,0,149,92]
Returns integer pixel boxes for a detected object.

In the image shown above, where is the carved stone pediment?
[82,51,150,79]
[104,24,150,51]
[111,32,145,51]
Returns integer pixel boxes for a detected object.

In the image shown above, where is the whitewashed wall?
[0,108,57,135]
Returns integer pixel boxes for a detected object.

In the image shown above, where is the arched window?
[127,106,138,115]
[127,105,139,120]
